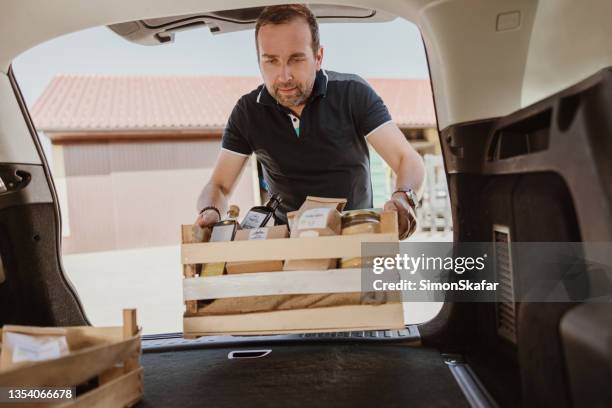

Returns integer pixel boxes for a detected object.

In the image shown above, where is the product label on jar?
[297,208,331,230]
[248,228,269,240]
[242,211,268,229]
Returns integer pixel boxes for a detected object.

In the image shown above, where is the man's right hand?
[193,209,221,243]
[195,150,248,227]
[194,149,248,241]
[196,209,221,228]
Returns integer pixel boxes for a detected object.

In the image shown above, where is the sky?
[12,18,429,107]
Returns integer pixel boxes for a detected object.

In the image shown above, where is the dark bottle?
[240,194,282,229]
[210,205,241,241]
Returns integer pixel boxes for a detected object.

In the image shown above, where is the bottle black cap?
[265,193,282,211]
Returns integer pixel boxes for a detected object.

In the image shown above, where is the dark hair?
[255,4,320,56]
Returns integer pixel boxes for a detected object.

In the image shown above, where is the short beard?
[272,78,315,108]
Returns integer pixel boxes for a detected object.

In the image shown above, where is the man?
[196,4,425,239]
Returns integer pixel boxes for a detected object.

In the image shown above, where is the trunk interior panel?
[419,67,612,407]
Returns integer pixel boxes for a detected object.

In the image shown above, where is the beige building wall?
[423,128,441,155]
[56,138,256,254]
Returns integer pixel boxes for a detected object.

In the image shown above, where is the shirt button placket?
[289,113,301,138]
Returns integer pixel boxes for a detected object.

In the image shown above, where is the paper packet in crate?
[284,196,346,271]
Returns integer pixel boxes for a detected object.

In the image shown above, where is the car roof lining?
[2,0,612,131]
[106,5,396,46]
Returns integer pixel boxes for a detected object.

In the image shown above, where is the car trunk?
[137,341,469,407]
[3,65,612,408]
[2,1,612,404]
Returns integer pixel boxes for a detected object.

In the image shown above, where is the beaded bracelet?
[198,205,221,221]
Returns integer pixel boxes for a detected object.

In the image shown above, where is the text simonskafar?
[372,279,499,291]
[369,253,499,292]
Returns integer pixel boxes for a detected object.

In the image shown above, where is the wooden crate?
[0,309,143,407]
[181,211,404,338]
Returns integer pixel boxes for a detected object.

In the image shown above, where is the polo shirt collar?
[313,68,329,98]
[256,69,329,108]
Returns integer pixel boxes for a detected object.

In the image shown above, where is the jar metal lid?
[341,209,380,228]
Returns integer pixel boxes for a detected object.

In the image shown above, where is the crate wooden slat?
[181,226,199,314]
[183,268,364,300]
[53,368,143,408]
[183,303,405,337]
[182,231,399,264]
[181,211,404,337]
[0,335,140,388]
[0,309,143,407]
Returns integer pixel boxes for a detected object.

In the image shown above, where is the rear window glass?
[13,16,449,334]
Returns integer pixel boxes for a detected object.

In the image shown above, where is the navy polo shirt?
[222,69,392,223]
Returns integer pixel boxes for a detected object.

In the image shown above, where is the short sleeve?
[221,100,253,156]
[352,79,393,138]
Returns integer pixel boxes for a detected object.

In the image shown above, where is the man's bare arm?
[367,121,425,238]
[367,121,425,194]
[196,150,249,227]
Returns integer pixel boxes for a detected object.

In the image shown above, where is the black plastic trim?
[142,326,421,353]
[7,66,89,325]
[141,10,377,30]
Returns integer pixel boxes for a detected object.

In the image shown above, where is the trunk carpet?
[136,343,468,407]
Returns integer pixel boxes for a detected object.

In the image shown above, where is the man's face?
[257,18,323,109]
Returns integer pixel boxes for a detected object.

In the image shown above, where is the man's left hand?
[383,192,417,240]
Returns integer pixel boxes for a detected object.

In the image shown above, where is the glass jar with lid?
[340,210,381,268]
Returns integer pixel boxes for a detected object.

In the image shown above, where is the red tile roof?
[31,74,436,133]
